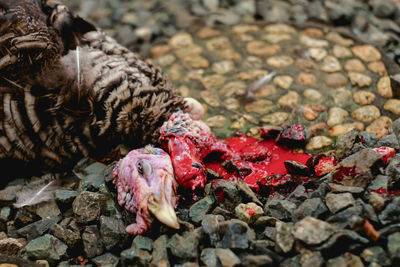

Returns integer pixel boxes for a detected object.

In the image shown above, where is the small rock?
[219,221,249,249]
[264,199,296,221]
[325,193,355,213]
[332,87,352,104]
[200,248,218,267]
[0,185,22,203]
[292,217,336,245]
[209,180,241,211]
[151,235,169,266]
[292,198,328,222]
[121,248,152,267]
[244,99,275,114]
[303,88,322,102]
[299,35,329,47]
[306,136,333,150]
[333,45,352,58]
[200,91,220,107]
[189,196,215,223]
[352,45,381,62]
[212,60,234,74]
[55,190,78,207]
[377,76,393,98]
[328,123,363,137]
[366,116,392,139]
[0,238,24,256]
[36,200,61,220]
[327,107,349,127]
[17,218,58,241]
[132,235,153,252]
[325,73,348,88]
[197,28,221,40]
[368,192,386,211]
[326,32,354,47]
[234,202,263,224]
[353,90,376,106]
[261,112,289,126]
[219,81,247,97]
[215,248,240,267]
[202,215,224,246]
[344,59,365,73]
[275,221,294,253]
[50,223,80,249]
[266,56,294,68]
[278,91,299,109]
[241,254,274,267]
[82,225,104,258]
[264,24,296,34]
[377,134,400,150]
[205,115,227,128]
[321,56,342,72]
[25,234,67,264]
[349,72,373,87]
[246,41,280,57]
[92,253,119,267]
[379,197,400,225]
[276,124,309,148]
[327,253,364,267]
[297,73,317,85]
[170,33,193,49]
[384,99,400,115]
[100,216,130,251]
[295,58,317,72]
[168,230,201,260]
[368,61,387,76]
[361,246,390,266]
[352,105,381,122]
[308,48,327,61]
[388,232,400,261]
[273,75,293,89]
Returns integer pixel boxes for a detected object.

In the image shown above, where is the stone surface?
[352,105,381,122]
[325,193,355,213]
[234,202,263,224]
[189,196,215,223]
[72,191,106,223]
[292,217,336,245]
[384,99,400,115]
[25,234,67,264]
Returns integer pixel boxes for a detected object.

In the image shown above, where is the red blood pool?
[314,156,337,177]
[204,135,311,190]
[373,147,396,164]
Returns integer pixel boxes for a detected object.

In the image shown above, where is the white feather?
[14,179,60,208]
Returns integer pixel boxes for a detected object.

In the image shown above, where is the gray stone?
[372,0,395,18]
[209,180,241,211]
[388,232,400,261]
[189,195,215,223]
[201,214,224,246]
[55,190,78,206]
[0,207,11,222]
[292,198,328,222]
[275,221,294,253]
[100,216,130,251]
[50,223,80,249]
[151,235,169,267]
[36,200,61,220]
[120,248,152,267]
[92,253,119,267]
[361,246,390,266]
[132,235,153,252]
[82,225,104,258]
[327,204,363,228]
[219,221,249,249]
[386,154,400,190]
[72,191,106,223]
[17,217,59,241]
[0,185,22,203]
[200,248,218,267]
[379,197,400,225]
[25,234,68,264]
[301,251,324,267]
[241,254,274,267]
[329,184,364,194]
[356,132,377,148]
[327,253,364,267]
[292,217,336,245]
[0,238,24,256]
[368,175,389,191]
[264,199,296,221]
[215,248,240,267]
[167,229,201,260]
[377,134,400,150]
[314,230,369,251]
[325,192,355,213]
[335,128,358,158]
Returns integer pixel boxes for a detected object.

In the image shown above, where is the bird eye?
[137,160,152,177]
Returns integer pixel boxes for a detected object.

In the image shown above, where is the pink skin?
[112,145,178,235]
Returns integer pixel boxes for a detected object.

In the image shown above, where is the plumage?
[0,0,187,173]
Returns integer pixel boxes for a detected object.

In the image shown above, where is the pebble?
[230,117,247,130]
[72,192,106,223]
[325,73,348,88]
[292,198,328,222]
[303,105,319,121]
[300,28,324,37]
[25,234,68,264]
[327,107,349,127]
[352,105,381,122]
[275,221,294,253]
[303,89,322,102]
[197,28,221,40]
[306,136,333,150]
[211,60,234,74]
[223,98,240,110]
[329,122,364,137]
[150,45,171,58]
[260,112,289,125]
[325,193,355,214]
[184,55,209,68]
[384,99,400,115]
[189,196,215,223]
[344,59,365,73]
[353,91,376,106]
[326,32,354,47]
[246,41,280,57]
[352,45,382,62]
[266,55,294,68]
[297,73,317,85]
[169,32,194,49]
[262,33,291,43]
[366,116,392,139]
[219,81,247,97]
[308,48,327,61]
[153,53,176,68]
[215,248,241,267]
[300,35,329,47]
[348,72,373,87]
[369,192,386,212]
[278,91,299,109]
[332,87,352,104]
[244,99,275,114]
[295,58,317,72]
[332,45,352,58]
[377,76,393,98]
[292,217,336,245]
[243,56,263,69]
[234,202,263,224]
[200,90,220,107]
[254,84,277,98]
[206,36,231,52]
[321,56,342,72]
[368,61,387,76]
[273,75,293,89]
[264,23,296,34]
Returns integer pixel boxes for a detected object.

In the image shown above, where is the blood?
[245,206,256,217]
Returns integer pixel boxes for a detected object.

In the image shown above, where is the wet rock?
[352,105,381,123]
[306,136,333,150]
[261,112,289,125]
[292,217,336,245]
[82,225,104,258]
[264,198,296,221]
[17,218,59,241]
[327,107,348,127]
[368,61,387,76]
[325,73,348,88]
[25,234,68,264]
[100,216,130,251]
[277,124,309,148]
[244,99,275,114]
[366,116,392,139]
[388,232,400,261]
[361,246,390,266]
[215,248,240,267]
[379,197,400,225]
[353,90,376,106]
[303,88,322,102]
[333,45,352,58]
[209,180,241,211]
[189,195,215,223]
[151,235,169,266]
[325,193,355,214]
[384,99,400,115]
[332,148,382,188]
[275,221,294,253]
[211,60,234,74]
[234,202,263,224]
[377,76,393,98]
[120,248,152,267]
[266,55,294,68]
[219,221,249,249]
[321,56,342,72]
[273,75,293,90]
[348,72,373,87]
[72,191,106,223]
[308,48,327,61]
[246,41,280,57]
[168,229,201,260]
[344,59,365,73]
[0,238,24,256]
[352,45,382,62]
[132,235,153,252]
[92,253,119,267]
[297,73,317,85]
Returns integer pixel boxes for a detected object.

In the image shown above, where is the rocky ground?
[1,0,400,266]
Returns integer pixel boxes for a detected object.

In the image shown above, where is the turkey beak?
[147,182,180,230]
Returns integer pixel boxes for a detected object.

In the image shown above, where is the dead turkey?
[0,0,189,174]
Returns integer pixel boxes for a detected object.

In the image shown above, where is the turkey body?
[0,0,185,174]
